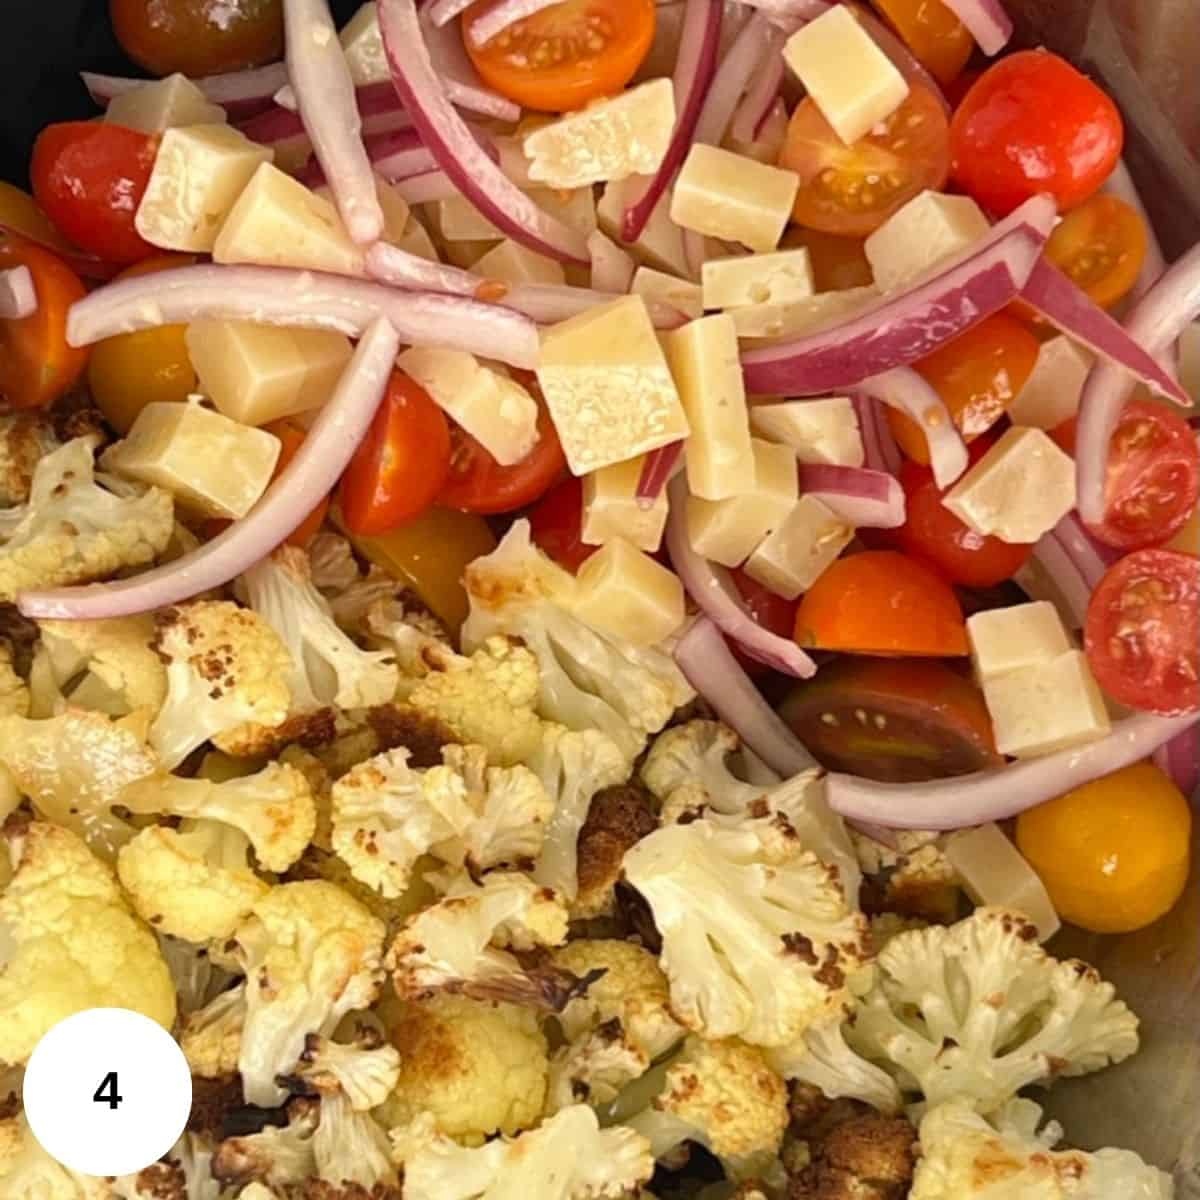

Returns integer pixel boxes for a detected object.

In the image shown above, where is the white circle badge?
[23,1008,192,1178]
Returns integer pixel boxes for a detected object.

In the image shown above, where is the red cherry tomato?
[949,50,1123,215]
[729,568,801,678]
[528,476,596,573]
[1085,549,1199,716]
[30,123,160,264]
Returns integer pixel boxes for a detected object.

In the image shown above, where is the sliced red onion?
[1153,730,1200,798]
[666,476,818,678]
[850,6,949,115]
[622,0,723,243]
[1051,511,1118,587]
[694,11,777,149]
[18,318,401,621]
[1102,159,1168,307]
[0,265,36,320]
[389,170,461,203]
[239,86,412,149]
[0,222,120,282]
[798,464,905,528]
[420,9,522,123]
[427,0,473,25]
[737,0,829,17]
[940,0,1012,55]
[587,232,636,294]
[66,263,540,368]
[729,37,786,144]
[1025,532,1092,628]
[675,617,819,773]
[467,0,562,46]
[637,443,685,505]
[827,712,1200,830]
[850,392,902,475]
[741,194,1055,398]
[82,64,288,120]
[300,126,440,187]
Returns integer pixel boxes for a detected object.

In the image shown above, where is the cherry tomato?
[949,50,1123,215]
[869,0,973,86]
[1048,415,1077,456]
[1017,763,1192,933]
[339,371,452,537]
[463,0,655,113]
[1084,548,1199,716]
[266,420,329,548]
[1045,194,1147,310]
[780,658,1001,782]
[779,226,874,292]
[0,233,89,410]
[110,0,283,78]
[795,550,968,656]
[943,67,981,110]
[1087,398,1200,550]
[528,476,596,573]
[730,568,801,679]
[31,123,159,265]
[779,84,950,237]
[888,314,1040,464]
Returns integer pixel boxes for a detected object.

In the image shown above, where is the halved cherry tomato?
[0,182,77,253]
[949,50,1123,215]
[730,568,801,679]
[779,84,950,237]
[795,550,968,656]
[1084,548,1199,715]
[1048,415,1077,456]
[1045,193,1147,310]
[888,314,1040,463]
[463,0,655,113]
[528,476,595,573]
[0,233,89,410]
[31,123,159,265]
[944,67,982,110]
[338,370,452,537]
[779,226,874,292]
[780,658,1001,781]
[1087,398,1200,550]
[869,0,973,86]
[266,420,329,548]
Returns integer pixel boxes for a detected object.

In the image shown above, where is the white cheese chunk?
[702,249,815,310]
[943,427,1076,545]
[340,2,388,86]
[102,401,280,519]
[983,651,1111,759]
[966,601,1072,684]
[581,456,671,552]
[494,134,536,189]
[598,175,689,277]
[399,347,538,466]
[106,74,226,133]
[315,175,411,246]
[392,215,439,262]
[472,240,566,287]
[632,268,703,321]
[749,397,864,467]
[783,6,910,145]
[438,186,597,243]
[744,495,854,599]
[864,190,990,292]
[135,124,273,253]
[1006,336,1093,430]
[729,286,879,340]
[671,145,799,254]
[523,78,676,189]
[663,314,754,500]
[573,537,686,645]
[686,438,798,566]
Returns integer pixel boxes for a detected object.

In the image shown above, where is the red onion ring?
[17,318,401,620]
[797,464,905,528]
[850,6,950,115]
[695,11,779,148]
[1102,159,1169,306]
[238,86,413,150]
[637,443,685,505]
[737,0,829,17]
[0,223,120,282]
[0,265,37,320]
[1026,532,1092,629]
[82,64,288,120]
[299,127,443,187]
[419,10,523,123]
[426,0,473,25]
[1051,511,1119,585]
[587,232,636,294]
[466,0,562,46]
[729,39,786,145]
[850,393,902,475]
[939,0,1012,55]
[390,170,462,203]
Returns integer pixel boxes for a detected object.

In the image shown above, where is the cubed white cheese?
[472,240,566,287]
[671,145,799,254]
[729,286,879,340]
[864,190,990,292]
[573,537,686,645]
[982,650,1111,759]
[702,249,815,310]
[686,438,798,566]
[581,456,671,553]
[438,186,596,243]
[106,73,226,133]
[943,427,1076,544]
[494,134,536,189]
[632,268,703,321]
[744,495,854,599]
[316,175,411,245]
[1005,336,1093,430]
[663,314,755,500]
[966,601,1072,684]
[399,347,539,466]
[749,397,864,467]
[598,175,689,277]
[392,215,439,262]
[523,78,676,189]
[340,2,388,86]
[783,6,910,145]
[135,124,273,252]
[535,186,598,238]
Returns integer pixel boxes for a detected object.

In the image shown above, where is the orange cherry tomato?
[463,0,656,113]
[779,84,951,237]
[869,0,973,86]
[779,227,874,292]
[266,420,329,548]
[887,314,1040,464]
[0,233,89,410]
[1044,193,1147,310]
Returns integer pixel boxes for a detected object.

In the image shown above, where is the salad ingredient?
[966,600,1071,681]
[0,412,59,509]
[104,72,228,134]
[949,50,1122,215]
[785,226,874,292]
[291,1031,402,1112]
[940,0,1011,54]
[869,0,973,85]
[1045,192,1147,310]
[1005,334,1092,431]
[795,550,969,656]
[574,538,685,645]
[0,266,34,320]
[587,228,634,291]
[531,476,592,570]
[1102,157,1168,304]
[0,180,88,258]
[751,397,864,468]
[1085,547,1200,716]
[865,188,989,293]
[789,1102,917,1196]
[546,1019,648,1113]
[84,62,289,121]
[797,462,905,527]
[702,248,815,311]
[473,238,564,286]
[640,719,763,817]
[744,494,855,598]
[582,458,668,553]
[781,658,1001,782]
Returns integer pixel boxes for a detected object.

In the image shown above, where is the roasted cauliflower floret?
[286,1031,401,1112]
[546,1018,650,1114]
[0,1110,108,1198]
[853,829,961,923]
[573,782,659,920]
[640,720,765,817]
[311,1091,399,1196]
[767,1020,903,1116]
[0,643,29,718]
[180,983,246,1079]
[0,409,58,507]
[213,1098,320,1191]
[787,1105,916,1200]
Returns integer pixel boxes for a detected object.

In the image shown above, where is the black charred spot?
[187,1073,244,1138]
[783,933,819,964]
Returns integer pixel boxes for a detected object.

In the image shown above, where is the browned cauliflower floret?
[0,410,58,507]
[573,783,658,919]
[787,1103,917,1200]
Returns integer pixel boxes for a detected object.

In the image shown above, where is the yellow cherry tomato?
[1016,763,1192,934]
[0,181,76,252]
[87,254,198,433]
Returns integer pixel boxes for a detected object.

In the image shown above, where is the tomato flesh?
[869,0,973,86]
[779,226,874,292]
[528,476,596,573]
[1045,193,1147,310]
[730,569,801,679]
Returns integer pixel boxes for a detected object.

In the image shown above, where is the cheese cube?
[581,457,670,552]
[106,73,226,133]
[472,240,566,286]
[750,397,863,467]
[729,286,878,340]
[1006,336,1093,430]
[671,145,799,253]
[392,215,439,262]
[535,186,598,238]
[186,322,353,428]
[943,427,1076,544]
[632,268,703,321]
[783,6,910,145]
[135,124,273,252]
[340,1,388,86]
[524,78,676,189]
[744,495,854,599]
[438,186,596,243]
[663,315,755,500]
[864,190,990,292]
[686,439,798,566]
[966,601,1072,683]
[494,135,536,189]
[598,175,689,277]
[573,537,686,646]
[537,296,689,475]
[102,402,280,519]
[983,651,1111,758]
[702,249,815,310]
[398,348,538,466]
[315,175,411,246]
